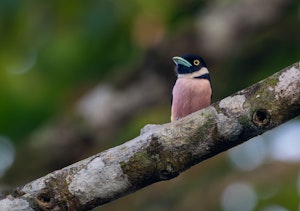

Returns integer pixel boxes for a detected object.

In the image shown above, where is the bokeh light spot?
[221,182,257,211]
[0,136,15,178]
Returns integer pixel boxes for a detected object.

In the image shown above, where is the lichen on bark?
[0,61,299,211]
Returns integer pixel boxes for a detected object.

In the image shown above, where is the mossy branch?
[1,61,300,210]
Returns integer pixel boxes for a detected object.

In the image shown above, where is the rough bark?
[0,61,299,210]
[3,0,292,186]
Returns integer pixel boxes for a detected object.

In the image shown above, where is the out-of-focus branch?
[0,61,299,210]
[197,0,291,59]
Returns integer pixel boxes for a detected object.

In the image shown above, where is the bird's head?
[172,54,209,79]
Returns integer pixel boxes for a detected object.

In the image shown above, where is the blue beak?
[172,56,192,67]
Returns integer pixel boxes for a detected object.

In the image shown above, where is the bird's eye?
[193,59,200,66]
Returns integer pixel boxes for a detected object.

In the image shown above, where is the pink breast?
[171,78,212,121]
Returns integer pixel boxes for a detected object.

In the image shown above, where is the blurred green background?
[0,0,300,210]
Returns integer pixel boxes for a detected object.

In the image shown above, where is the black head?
[172,54,207,75]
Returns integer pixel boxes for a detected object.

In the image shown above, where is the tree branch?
[1,61,300,210]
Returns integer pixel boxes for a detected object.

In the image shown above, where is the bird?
[171,54,212,122]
